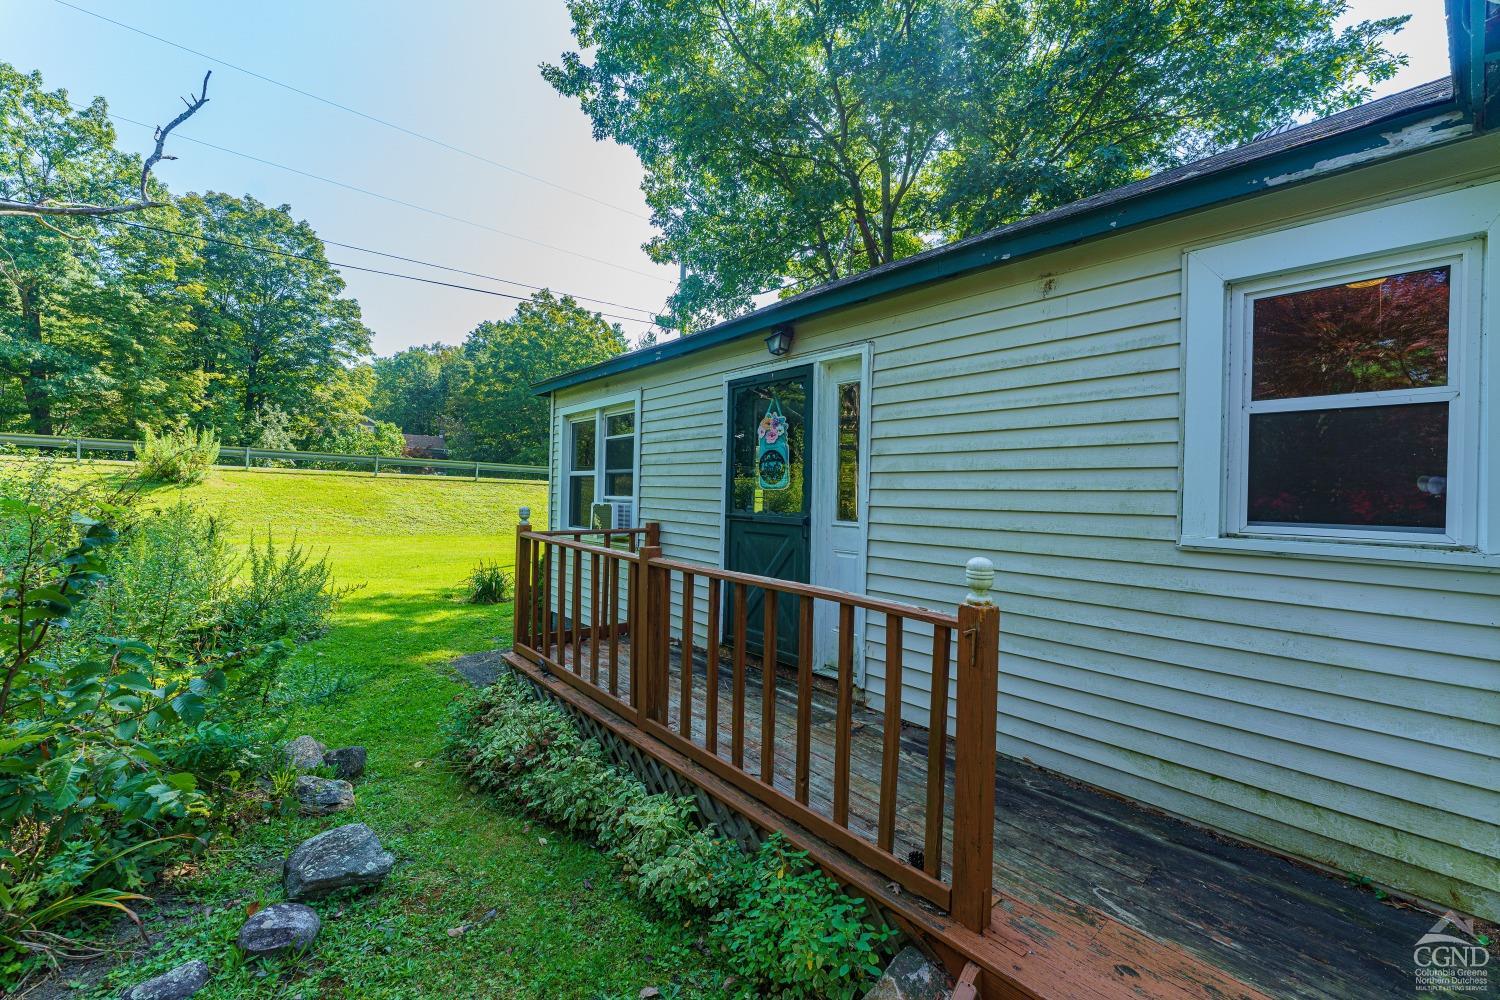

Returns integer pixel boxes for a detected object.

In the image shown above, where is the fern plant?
[133,426,220,485]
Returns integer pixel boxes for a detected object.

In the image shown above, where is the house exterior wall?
[546,136,1500,920]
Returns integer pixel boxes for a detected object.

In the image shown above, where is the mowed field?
[60,467,732,999]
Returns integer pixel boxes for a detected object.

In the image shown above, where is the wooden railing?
[512,512,1000,934]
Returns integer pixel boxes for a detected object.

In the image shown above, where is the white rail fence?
[0,432,546,482]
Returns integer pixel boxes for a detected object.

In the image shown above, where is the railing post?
[373,455,381,476]
[635,537,665,722]
[515,508,532,649]
[951,556,999,935]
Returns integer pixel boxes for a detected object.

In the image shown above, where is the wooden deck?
[517,633,1457,1000]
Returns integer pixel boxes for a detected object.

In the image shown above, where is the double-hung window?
[1183,183,1498,565]
[564,404,637,528]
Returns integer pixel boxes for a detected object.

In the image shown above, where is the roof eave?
[534,89,1465,397]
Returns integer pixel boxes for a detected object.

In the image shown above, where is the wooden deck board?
[532,635,1455,999]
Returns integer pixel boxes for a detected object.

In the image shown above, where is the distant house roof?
[402,433,447,456]
[534,3,1498,398]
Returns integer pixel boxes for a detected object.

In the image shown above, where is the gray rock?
[324,745,366,781]
[283,822,395,901]
[863,946,951,1000]
[294,775,355,815]
[282,735,326,772]
[122,959,212,1000]
[237,902,320,957]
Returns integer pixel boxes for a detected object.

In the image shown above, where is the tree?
[370,343,462,436]
[545,0,1406,324]
[445,291,628,464]
[0,64,210,218]
[177,192,373,442]
[0,63,205,434]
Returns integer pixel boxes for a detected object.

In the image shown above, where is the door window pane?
[1251,266,1450,400]
[836,381,860,523]
[570,419,596,471]
[1246,402,1448,531]
[730,375,808,516]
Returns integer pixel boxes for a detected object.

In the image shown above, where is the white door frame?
[715,342,873,685]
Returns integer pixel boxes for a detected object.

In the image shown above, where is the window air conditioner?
[590,500,634,531]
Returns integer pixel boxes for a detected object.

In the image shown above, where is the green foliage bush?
[464,561,512,604]
[133,426,220,485]
[715,837,893,997]
[445,673,893,997]
[0,458,334,980]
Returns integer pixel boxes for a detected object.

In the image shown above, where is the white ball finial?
[964,556,995,606]
[519,506,531,523]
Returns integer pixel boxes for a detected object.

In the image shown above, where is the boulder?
[122,959,212,1000]
[283,822,395,901]
[863,946,951,1000]
[282,735,326,772]
[294,775,355,815]
[237,902,320,957]
[324,746,366,781]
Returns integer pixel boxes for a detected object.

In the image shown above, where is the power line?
[103,111,672,285]
[100,217,655,326]
[52,0,652,222]
[92,121,665,316]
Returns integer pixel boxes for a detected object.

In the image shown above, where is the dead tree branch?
[0,71,211,219]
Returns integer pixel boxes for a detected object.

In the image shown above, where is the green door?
[725,366,812,665]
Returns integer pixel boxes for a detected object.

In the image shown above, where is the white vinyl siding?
[547,138,1500,921]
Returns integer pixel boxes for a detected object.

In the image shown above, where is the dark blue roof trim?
[535,79,1464,396]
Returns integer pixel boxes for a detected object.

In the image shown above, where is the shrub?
[0,457,335,980]
[464,561,512,604]
[714,836,893,998]
[446,674,894,997]
[133,426,220,484]
[55,504,235,669]
[221,534,338,646]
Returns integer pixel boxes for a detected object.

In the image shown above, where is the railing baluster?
[834,602,855,827]
[608,556,621,696]
[925,624,952,879]
[705,577,721,755]
[554,544,567,663]
[570,549,584,672]
[760,589,778,785]
[879,614,904,854]
[795,595,814,805]
[680,572,695,738]
[536,542,549,656]
[732,583,747,769]
[590,552,602,683]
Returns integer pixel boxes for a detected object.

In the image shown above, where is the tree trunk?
[17,285,54,435]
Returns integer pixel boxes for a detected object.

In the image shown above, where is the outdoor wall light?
[765,324,794,357]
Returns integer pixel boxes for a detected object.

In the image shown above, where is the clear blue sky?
[4,1,1451,357]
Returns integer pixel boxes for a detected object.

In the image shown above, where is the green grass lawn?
[84,468,732,999]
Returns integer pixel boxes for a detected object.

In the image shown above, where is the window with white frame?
[1182,183,1498,563]
[565,405,637,528]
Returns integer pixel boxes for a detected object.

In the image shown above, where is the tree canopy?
[177,191,373,442]
[0,63,380,449]
[545,0,1407,326]
[442,291,628,464]
[370,343,463,436]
